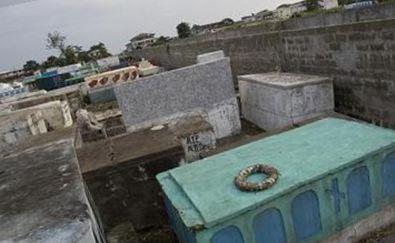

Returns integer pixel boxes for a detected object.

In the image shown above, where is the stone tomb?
[0,109,48,155]
[78,114,216,241]
[7,84,82,119]
[238,72,334,131]
[19,100,73,130]
[0,100,73,155]
[0,140,103,242]
[114,55,241,139]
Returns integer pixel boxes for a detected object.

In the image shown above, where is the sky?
[0,0,299,72]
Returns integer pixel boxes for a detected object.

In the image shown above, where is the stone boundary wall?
[131,2,395,56]
[131,18,395,129]
[283,2,395,31]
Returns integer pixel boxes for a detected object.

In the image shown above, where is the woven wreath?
[234,164,279,192]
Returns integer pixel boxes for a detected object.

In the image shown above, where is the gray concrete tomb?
[114,55,241,139]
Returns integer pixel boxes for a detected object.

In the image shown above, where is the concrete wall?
[131,18,395,129]
[283,2,395,30]
[129,2,395,58]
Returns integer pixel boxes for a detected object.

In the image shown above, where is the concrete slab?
[197,50,225,63]
[114,57,241,139]
[239,72,334,131]
[0,140,103,242]
[76,126,183,173]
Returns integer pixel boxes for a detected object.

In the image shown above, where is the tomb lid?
[238,72,332,89]
[0,140,98,242]
[157,118,395,229]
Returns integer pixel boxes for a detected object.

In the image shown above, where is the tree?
[222,18,234,25]
[41,56,65,69]
[43,31,112,68]
[176,22,191,39]
[46,31,67,55]
[305,0,320,11]
[153,36,168,46]
[46,31,81,64]
[23,60,40,72]
[63,45,81,65]
[87,42,111,60]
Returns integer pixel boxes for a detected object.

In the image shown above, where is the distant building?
[191,18,234,35]
[125,33,158,51]
[275,4,293,19]
[241,14,257,22]
[275,0,339,19]
[45,67,58,73]
[241,10,276,23]
[256,10,276,20]
[96,56,120,70]
[320,0,339,9]
[0,69,30,83]
[275,1,308,19]
[88,49,101,59]
[344,0,374,9]
[57,63,82,75]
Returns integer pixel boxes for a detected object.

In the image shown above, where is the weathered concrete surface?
[78,114,217,242]
[0,90,47,104]
[197,50,225,63]
[18,101,73,130]
[283,1,395,31]
[1,99,74,156]
[130,2,395,64]
[323,202,395,243]
[83,149,182,239]
[168,114,216,162]
[0,140,103,242]
[77,125,183,173]
[114,57,241,139]
[78,114,126,144]
[80,128,184,241]
[0,110,48,156]
[239,72,334,130]
[130,17,395,130]
[88,85,117,105]
[7,84,82,119]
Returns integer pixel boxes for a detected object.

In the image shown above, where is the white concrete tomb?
[238,72,334,131]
